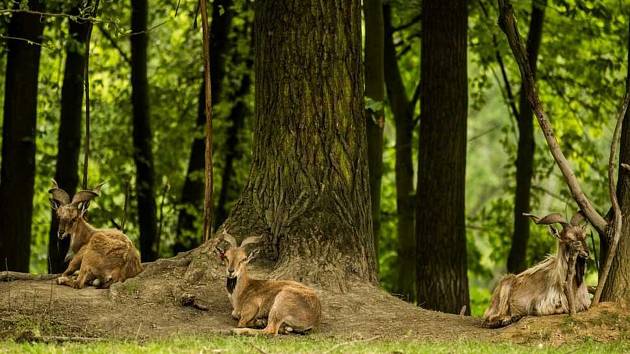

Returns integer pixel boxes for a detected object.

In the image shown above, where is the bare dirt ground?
[1,249,629,345]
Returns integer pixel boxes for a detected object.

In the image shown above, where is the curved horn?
[524,212,569,227]
[570,211,585,226]
[220,232,237,248]
[48,179,70,206]
[71,182,104,208]
[240,236,263,248]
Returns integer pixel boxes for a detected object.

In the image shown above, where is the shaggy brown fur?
[49,180,142,289]
[214,234,321,336]
[482,212,591,328]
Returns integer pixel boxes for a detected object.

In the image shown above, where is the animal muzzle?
[57,230,70,240]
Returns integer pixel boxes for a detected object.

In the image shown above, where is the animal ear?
[49,198,60,210]
[246,248,260,263]
[79,207,88,218]
[215,246,225,260]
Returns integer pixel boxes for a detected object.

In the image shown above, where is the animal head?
[214,233,262,279]
[49,179,103,240]
[524,211,589,259]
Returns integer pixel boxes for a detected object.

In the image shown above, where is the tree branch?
[497,0,608,235]
[97,24,131,65]
[593,88,630,305]
[392,13,421,32]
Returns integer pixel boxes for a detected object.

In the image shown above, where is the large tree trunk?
[415,0,470,314]
[219,0,377,291]
[173,0,234,254]
[48,5,90,273]
[0,1,45,272]
[383,3,416,302]
[364,0,385,260]
[602,17,630,302]
[130,0,158,261]
[507,0,545,274]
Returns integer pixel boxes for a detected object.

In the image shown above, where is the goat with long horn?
[482,211,591,328]
[50,180,142,288]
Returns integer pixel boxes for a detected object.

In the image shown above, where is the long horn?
[524,212,569,227]
[48,179,70,206]
[240,236,263,248]
[570,211,585,226]
[220,232,237,248]
[71,182,105,206]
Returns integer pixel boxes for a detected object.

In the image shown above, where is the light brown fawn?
[50,180,142,289]
[214,233,321,335]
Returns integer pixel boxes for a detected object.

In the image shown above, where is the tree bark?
[131,0,158,261]
[0,0,44,272]
[364,0,385,260]
[48,5,90,274]
[602,17,630,302]
[173,0,234,254]
[383,3,416,302]
[218,0,377,291]
[507,0,545,274]
[416,0,470,314]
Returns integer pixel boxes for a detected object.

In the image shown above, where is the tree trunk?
[415,0,470,314]
[130,0,158,261]
[219,0,377,291]
[383,3,416,302]
[364,0,385,261]
[48,6,90,274]
[602,17,630,302]
[173,0,234,254]
[0,1,44,272]
[507,0,545,274]
[214,66,252,228]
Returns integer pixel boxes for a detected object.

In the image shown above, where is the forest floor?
[1,251,630,348]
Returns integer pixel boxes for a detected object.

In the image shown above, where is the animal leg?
[236,303,259,328]
[57,252,84,286]
[75,266,95,289]
[482,276,520,328]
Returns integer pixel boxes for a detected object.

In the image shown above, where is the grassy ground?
[1,336,629,354]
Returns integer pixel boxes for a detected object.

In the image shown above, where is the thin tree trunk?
[0,0,45,272]
[416,0,470,314]
[507,0,545,274]
[131,0,158,261]
[364,0,385,261]
[602,17,630,302]
[383,3,415,302]
[214,66,252,227]
[218,0,377,291]
[48,5,90,274]
[173,0,234,254]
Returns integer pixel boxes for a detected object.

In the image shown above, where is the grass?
[1,336,630,353]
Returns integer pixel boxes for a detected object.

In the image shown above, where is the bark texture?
[364,0,385,259]
[602,17,630,302]
[219,0,377,290]
[383,3,416,302]
[173,0,234,254]
[48,6,90,273]
[0,1,45,272]
[415,0,470,314]
[507,0,545,274]
[131,0,158,261]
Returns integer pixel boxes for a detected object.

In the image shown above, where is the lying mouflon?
[214,233,321,336]
[50,180,142,288]
[482,212,591,328]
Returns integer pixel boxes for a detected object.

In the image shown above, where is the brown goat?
[50,180,142,289]
[214,233,321,336]
[482,212,591,328]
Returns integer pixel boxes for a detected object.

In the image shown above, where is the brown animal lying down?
[482,212,591,328]
[214,233,322,336]
[49,180,142,289]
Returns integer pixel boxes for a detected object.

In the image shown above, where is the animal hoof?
[92,279,101,287]
[57,276,67,285]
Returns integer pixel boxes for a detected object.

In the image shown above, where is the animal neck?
[70,217,97,252]
[231,269,250,300]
